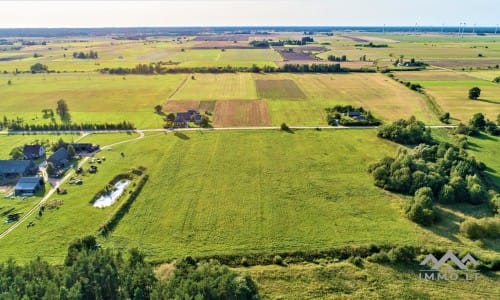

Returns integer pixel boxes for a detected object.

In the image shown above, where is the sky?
[0,0,497,28]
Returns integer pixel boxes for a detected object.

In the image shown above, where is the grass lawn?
[0,129,424,264]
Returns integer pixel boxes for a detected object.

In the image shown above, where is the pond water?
[93,180,130,208]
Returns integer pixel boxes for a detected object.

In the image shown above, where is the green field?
[237,261,500,299]
[0,130,417,263]
[394,70,500,122]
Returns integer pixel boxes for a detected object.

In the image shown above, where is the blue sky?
[0,0,497,28]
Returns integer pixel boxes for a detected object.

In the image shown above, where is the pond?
[93,180,130,208]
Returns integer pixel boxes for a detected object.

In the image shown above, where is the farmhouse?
[14,176,43,196]
[346,111,366,121]
[174,109,202,127]
[47,148,70,169]
[23,145,45,160]
[0,160,38,179]
[70,143,100,153]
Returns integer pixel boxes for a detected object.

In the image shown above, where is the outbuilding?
[14,176,43,196]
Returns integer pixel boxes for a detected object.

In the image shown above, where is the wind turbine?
[473,23,476,34]
[458,22,462,37]
[462,22,467,38]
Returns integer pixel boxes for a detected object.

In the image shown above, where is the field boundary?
[167,75,191,100]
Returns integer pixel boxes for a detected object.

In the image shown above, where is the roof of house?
[48,148,69,164]
[23,145,44,156]
[14,176,41,190]
[348,111,361,116]
[0,160,36,174]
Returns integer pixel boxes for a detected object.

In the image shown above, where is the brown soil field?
[255,79,307,100]
[164,100,200,112]
[212,100,271,127]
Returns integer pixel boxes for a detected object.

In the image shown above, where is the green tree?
[7,79,12,85]
[468,87,481,100]
[46,162,55,176]
[56,99,69,118]
[469,113,486,130]
[10,146,24,160]
[154,105,162,114]
[67,144,76,158]
[439,112,450,123]
[30,63,49,73]
[405,187,434,226]
[438,184,456,204]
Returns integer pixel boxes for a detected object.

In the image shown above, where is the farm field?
[393,70,500,122]
[0,129,497,265]
[0,73,184,128]
[0,130,417,263]
[166,72,437,126]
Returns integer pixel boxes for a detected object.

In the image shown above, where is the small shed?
[14,176,43,196]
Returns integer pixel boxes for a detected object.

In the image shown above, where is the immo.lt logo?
[419,250,480,281]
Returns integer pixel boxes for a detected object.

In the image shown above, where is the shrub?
[367,251,390,263]
[388,246,416,263]
[280,123,290,131]
[347,256,363,267]
[468,87,481,100]
[273,255,284,266]
[460,218,500,240]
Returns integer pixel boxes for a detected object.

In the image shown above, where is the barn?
[14,176,43,196]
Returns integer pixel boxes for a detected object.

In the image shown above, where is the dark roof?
[348,111,361,117]
[15,176,41,190]
[23,145,44,157]
[0,160,36,174]
[176,112,192,121]
[48,148,70,164]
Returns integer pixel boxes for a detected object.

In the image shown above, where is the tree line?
[5,120,134,131]
[0,236,259,299]
[72,51,98,59]
[101,63,349,74]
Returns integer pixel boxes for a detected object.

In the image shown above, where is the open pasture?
[394,71,500,122]
[0,130,422,263]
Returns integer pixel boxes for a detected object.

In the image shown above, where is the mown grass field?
[0,129,421,263]
[394,70,500,122]
[0,73,184,128]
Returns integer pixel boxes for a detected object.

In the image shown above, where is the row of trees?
[249,37,314,48]
[72,51,98,59]
[102,63,347,74]
[327,55,347,62]
[0,236,259,299]
[7,121,135,131]
[455,112,499,136]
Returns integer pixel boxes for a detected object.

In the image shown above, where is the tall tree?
[56,99,69,118]
[468,87,481,100]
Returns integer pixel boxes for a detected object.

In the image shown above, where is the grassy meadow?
[0,129,417,263]
[394,70,500,122]
[236,261,500,299]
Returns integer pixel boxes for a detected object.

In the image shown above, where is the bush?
[388,246,416,263]
[468,87,481,100]
[273,255,284,266]
[347,256,363,267]
[367,251,390,263]
[280,123,290,131]
[460,218,500,240]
